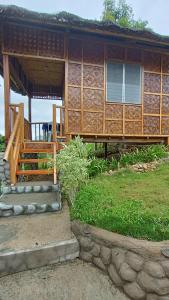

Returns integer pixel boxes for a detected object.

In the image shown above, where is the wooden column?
[28,96,32,123]
[3,54,11,143]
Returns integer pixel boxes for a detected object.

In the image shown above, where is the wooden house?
[1,5,169,183]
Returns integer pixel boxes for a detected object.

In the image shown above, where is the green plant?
[0,135,5,152]
[55,136,90,204]
[88,158,109,177]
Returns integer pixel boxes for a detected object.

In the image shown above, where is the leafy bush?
[55,136,90,204]
[0,135,5,152]
[88,158,109,177]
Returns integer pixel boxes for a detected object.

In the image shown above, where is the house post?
[28,96,32,123]
[3,54,11,143]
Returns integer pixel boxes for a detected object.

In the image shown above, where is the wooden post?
[53,104,56,141]
[3,54,11,143]
[104,142,108,160]
[28,96,32,123]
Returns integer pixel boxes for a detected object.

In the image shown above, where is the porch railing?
[4,103,25,184]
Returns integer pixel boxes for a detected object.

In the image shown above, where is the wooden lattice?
[125,121,142,134]
[126,48,142,62]
[83,65,104,88]
[125,105,142,120]
[83,42,104,65]
[68,63,81,86]
[68,39,82,61]
[144,94,160,114]
[83,89,104,111]
[105,120,123,134]
[105,104,123,119]
[162,55,169,74]
[106,45,125,60]
[68,111,81,132]
[144,51,161,72]
[4,24,64,58]
[144,73,161,93]
[162,96,169,115]
[144,116,160,135]
[161,117,169,135]
[68,87,81,109]
[83,112,103,133]
[162,75,169,94]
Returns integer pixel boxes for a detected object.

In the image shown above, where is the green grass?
[71,162,169,241]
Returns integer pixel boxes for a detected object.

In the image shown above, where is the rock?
[161,248,169,258]
[0,203,13,210]
[80,251,92,262]
[161,261,169,278]
[138,271,169,296]
[79,237,94,251]
[41,185,50,192]
[146,294,158,300]
[124,282,145,300]
[2,210,13,217]
[0,166,4,173]
[13,205,24,215]
[25,204,36,214]
[100,246,111,265]
[158,296,169,300]
[144,261,165,278]
[108,264,123,287]
[35,204,47,213]
[50,202,60,211]
[119,262,136,282]
[2,186,11,194]
[52,185,59,192]
[24,186,33,193]
[17,186,25,193]
[126,251,144,272]
[90,244,100,257]
[93,257,106,271]
[111,248,125,271]
[33,186,41,193]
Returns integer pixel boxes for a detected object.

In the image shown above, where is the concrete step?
[0,238,79,277]
[1,182,59,194]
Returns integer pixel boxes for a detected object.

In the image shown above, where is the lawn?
[71,162,169,241]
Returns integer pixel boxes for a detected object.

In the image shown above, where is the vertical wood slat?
[103,43,106,134]
[35,124,37,140]
[60,107,63,137]
[141,50,144,135]
[3,54,11,142]
[53,142,57,184]
[81,41,84,132]
[160,55,162,134]
[64,33,69,135]
[53,104,56,141]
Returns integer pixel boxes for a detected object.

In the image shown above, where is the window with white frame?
[106,62,142,104]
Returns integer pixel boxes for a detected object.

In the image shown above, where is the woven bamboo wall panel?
[4,24,64,58]
[144,51,161,72]
[83,42,104,65]
[162,75,169,94]
[144,73,161,93]
[83,65,104,88]
[68,39,82,61]
[162,55,169,74]
[68,111,81,132]
[126,48,142,62]
[144,116,160,135]
[106,45,125,60]
[125,105,142,120]
[68,63,81,86]
[105,104,123,119]
[144,94,160,114]
[105,120,123,134]
[162,96,169,115]
[83,89,104,111]
[83,112,103,133]
[161,117,169,135]
[125,121,142,134]
[68,87,81,109]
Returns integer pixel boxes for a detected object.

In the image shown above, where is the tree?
[102,0,148,30]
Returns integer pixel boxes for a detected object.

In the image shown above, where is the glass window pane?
[125,64,141,104]
[107,63,123,102]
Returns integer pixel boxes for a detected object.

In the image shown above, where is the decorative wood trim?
[3,54,11,142]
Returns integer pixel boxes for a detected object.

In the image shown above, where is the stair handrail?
[3,103,24,184]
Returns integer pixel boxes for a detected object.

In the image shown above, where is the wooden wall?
[3,23,169,138]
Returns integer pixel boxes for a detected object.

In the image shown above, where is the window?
[106,62,141,104]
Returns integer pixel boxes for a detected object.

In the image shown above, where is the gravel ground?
[0,260,129,300]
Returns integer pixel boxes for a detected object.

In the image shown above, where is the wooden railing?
[52,104,65,141]
[4,103,24,184]
[30,122,49,141]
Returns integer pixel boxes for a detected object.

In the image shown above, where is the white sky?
[1,0,169,134]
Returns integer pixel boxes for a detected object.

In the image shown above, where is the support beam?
[28,96,32,123]
[3,54,11,143]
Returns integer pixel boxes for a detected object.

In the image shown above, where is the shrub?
[88,158,109,177]
[0,135,5,152]
[55,136,90,204]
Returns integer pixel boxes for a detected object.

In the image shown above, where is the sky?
[1,0,169,134]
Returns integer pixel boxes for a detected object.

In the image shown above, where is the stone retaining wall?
[72,221,169,300]
[0,152,10,184]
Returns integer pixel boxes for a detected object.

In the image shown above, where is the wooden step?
[19,158,51,164]
[20,149,53,154]
[16,169,54,176]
